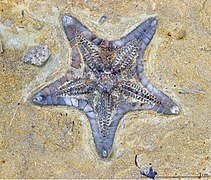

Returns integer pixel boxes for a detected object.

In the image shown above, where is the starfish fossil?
[32,15,179,158]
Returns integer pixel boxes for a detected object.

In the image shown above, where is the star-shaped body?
[32,15,179,158]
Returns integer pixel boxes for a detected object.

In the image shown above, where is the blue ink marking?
[135,155,157,179]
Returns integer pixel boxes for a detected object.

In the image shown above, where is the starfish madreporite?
[32,15,179,158]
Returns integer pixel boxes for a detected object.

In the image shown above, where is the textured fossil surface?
[1,0,210,178]
[32,15,179,158]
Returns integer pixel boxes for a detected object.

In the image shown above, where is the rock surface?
[0,37,3,53]
[0,0,210,179]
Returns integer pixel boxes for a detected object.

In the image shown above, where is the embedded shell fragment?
[23,45,51,66]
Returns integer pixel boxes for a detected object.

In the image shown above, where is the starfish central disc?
[97,71,116,93]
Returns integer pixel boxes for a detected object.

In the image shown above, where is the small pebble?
[23,45,51,66]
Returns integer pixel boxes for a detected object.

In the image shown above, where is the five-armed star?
[32,15,179,158]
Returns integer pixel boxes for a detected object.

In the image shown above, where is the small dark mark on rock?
[98,15,107,24]
[167,32,172,37]
[71,121,75,132]
[179,91,192,94]
[22,10,24,17]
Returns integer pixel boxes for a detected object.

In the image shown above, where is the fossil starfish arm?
[76,35,105,76]
[112,17,157,49]
[111,40,139,74]
[63,15,105,69]
[99,102,147,157]
[56,78,96,97]
[32,74,96,106]
[94,93,147,158]
[118,81,179,114]
[89,92,145,158]
[92,92,113,158]
[63,15,104,46]
[135,51,179,115]
[97,92,112,132]
[110,18,157,74]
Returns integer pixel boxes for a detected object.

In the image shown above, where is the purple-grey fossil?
[32,15,179,158]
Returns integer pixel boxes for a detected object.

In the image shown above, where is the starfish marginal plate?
[32,15,179,158]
